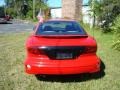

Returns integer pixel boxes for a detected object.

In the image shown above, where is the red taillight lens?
[85,46,97,53]
[27,47,44,55]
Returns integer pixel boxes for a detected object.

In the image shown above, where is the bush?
[111,15,120,51]
[26,10,33,19]
[6,7,16,17]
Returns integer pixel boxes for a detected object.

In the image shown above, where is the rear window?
[36,21,87,35]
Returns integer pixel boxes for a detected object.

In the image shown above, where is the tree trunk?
[33,0,35,19]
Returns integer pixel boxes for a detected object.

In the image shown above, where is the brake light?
[85,46,97,53]
[27,47,45,55]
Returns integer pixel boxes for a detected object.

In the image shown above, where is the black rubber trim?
[38,46,85,60]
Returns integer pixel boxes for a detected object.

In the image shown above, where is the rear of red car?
[24,20,100,75]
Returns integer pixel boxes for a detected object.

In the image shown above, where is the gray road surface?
[0,19,34,34]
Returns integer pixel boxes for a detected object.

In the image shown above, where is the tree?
[89,0,120,32]
[32,0,48,19]
[5,0,23,17]
[111,15,120,51]
[0,6,5,17]
[4,0,49,19]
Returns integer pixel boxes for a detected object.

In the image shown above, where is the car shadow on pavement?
[35,60,105,83]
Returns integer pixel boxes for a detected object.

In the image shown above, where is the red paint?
[24,19,100,75]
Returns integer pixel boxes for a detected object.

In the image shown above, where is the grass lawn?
[0,28,120,90]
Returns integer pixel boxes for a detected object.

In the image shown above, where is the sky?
[47,0,89,7]
[0,0,5,6]
[0,0,89,7]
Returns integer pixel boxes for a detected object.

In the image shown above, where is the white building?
[82,5,94,25]
[50,7,62,18]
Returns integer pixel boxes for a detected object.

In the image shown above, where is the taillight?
[85,46,97,53]
[27,47,45,55]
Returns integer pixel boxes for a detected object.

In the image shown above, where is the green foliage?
[26,10,33,19]
[6,7,16,17]
[5,0,49,19]
[0,6,5,17]
[111,15,120,51]
[89,0,120,32]
[89,0,102,19]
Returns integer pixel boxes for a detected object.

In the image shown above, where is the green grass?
[0,28,120,90]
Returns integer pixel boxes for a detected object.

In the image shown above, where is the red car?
[24,19,100,75]
[5,15,11,21]
[0,16,7,23]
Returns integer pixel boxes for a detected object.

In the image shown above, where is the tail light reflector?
[27,47,45,55]
[85,46,97,53]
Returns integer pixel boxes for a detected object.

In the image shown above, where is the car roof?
[46,19,76,22]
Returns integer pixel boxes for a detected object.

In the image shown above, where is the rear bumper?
[24,55,100,75]
[25,64,100,75]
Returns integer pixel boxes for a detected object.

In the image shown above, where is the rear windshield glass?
[36,21,87,35]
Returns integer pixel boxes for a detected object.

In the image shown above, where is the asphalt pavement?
[0,19,34,34]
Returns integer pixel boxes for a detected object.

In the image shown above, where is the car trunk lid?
[29,35,96,60]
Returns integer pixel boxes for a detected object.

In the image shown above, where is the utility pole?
[33,0,35,19]
[91,0,95,28]
[4,5,6,16]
